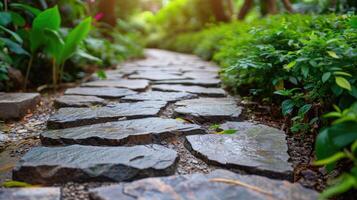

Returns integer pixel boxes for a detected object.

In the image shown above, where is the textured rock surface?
[0,188,61,200]
[82,80,149,91]
[41,117,205,146]
[129,71,186,81]
[174,98,242,123]
[54,95,106,108]
[183,71,218,79]
[122,91,196,102]
[65,87,136,99]
[47,101,167,129]
[185,121,293,180]
[152,84,226,97]
[0,93,40,119]
[155,78,220,87]
[13,144,178,184]
[89,169,318,200]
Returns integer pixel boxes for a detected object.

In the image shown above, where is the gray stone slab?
[122,91,197,102]
[54,95,106,108]
[155,79,220,87]
[173,98,242,123]
[89,169,318,200]
[0,93,40,119]
[0,188,61,200]
[13,144,178,184]
[65,87,136,99]
[183,71,218,79]
[41,117,205,146]
[47,101,167,129]
[82,80,150,91]
[152,84,226,97]
[129,72,186,81]
[185,121,293,180]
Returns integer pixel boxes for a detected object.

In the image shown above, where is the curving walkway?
[1,49,318,200]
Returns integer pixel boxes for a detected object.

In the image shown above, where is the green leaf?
[319,174,356,200]
[301,65,309,78]
[0,25,23,44]
[2,180,33,188]
[76,49,102,63]
[96,70,107,80]
[10,3,41,16]
[29,6,61,53]
[222,129,237,134]
[327,51,339,59]
[10,11,25,26]
[314,152,346,166]
[0,12,12,26]
[333,71,352,77]
[322,72,331,83]
[281,99,295,116]
[43,29,64,61]
[60,17,92,63]
[298,104,312,116]
[0,37,29,55]
[284,61,296,71]
[335,76,351,91]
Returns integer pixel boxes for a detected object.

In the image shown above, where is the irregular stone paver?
[185,121,292,180]
[0,188,61,200]
[65,87,136,99]
[47,101,167,129]
[82,80,149,91]
[122,91,197,102]
[89,169,318,200]
[13,144,178,184]
[174,98,242,123]
[41,117,205,146]
[152,84,226,97]
[54,95,106,108]
[155,78,220,87]
[0,93,40,119]
[183,71,218,79]
[129,71,186,81]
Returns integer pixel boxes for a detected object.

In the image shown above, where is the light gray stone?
[13,144,178,184]
[54,95,106,108]
[0,93,40,119]
[65,87,136,99]
[155,79,220,87]
[82,80,149,91]
[47,101,167,129]
[41,117,205,146]
[174,98,242,123]
[129,72,186,81]
[152,84,226,97]
[185,121,293,180]
[0,188,61,200]
[89,169,318,200]
[122,91,197,102]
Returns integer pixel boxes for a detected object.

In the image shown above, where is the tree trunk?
[98,0,117,26]
[238,0,254,20]
[281,0,293,13]
[261,0,277,16]
[210,0,230,22]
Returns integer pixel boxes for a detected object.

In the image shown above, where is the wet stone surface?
[47,101,167,129]
[89,169,318,200]
[65,87,136,99]
[54,95,106,108]
[173,97,243,123]
[0,188,61,200]
[122,91,197,102]
[81,79,150,91]
[152,84,226,97]
[41,117,205,146]
[13,144,178,184]
[0,93,40,119]
[154,78,221,87]
[185,121,293,180]
[128,71,186,81]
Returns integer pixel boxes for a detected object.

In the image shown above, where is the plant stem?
[23,56,34,91]
[4,0,8,12]
[52,59,57,90]
[59,62,65,85]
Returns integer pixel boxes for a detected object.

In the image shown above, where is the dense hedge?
[156,14,357,198]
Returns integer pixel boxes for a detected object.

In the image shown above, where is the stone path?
[2,49,318,199]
